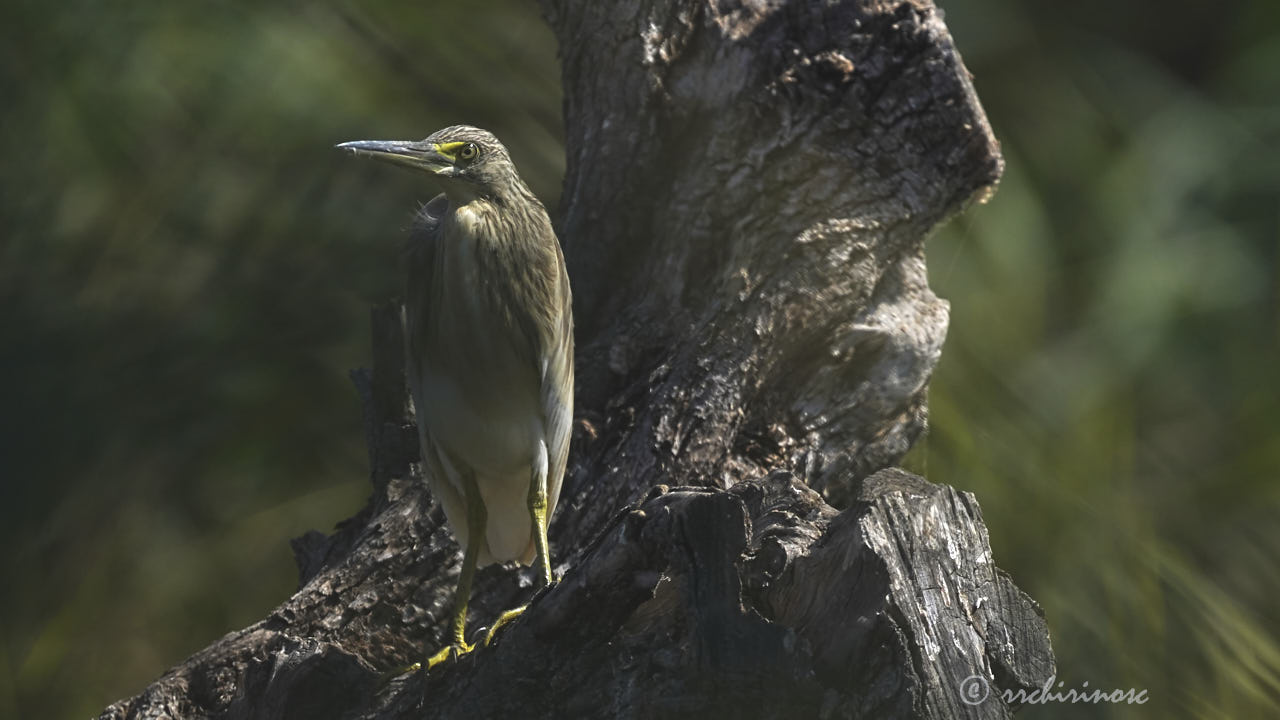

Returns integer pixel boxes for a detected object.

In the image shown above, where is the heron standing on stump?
[337,126,573,668]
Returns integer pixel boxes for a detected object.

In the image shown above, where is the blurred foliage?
[0,1,560,717]
[0,0,1276,718]
[908,1,1280,717]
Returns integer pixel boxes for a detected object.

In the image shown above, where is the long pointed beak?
[336,140,455,175]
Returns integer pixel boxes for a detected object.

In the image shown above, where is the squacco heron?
[338,125,573,668]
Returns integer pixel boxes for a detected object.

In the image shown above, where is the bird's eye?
[458,143,478,161]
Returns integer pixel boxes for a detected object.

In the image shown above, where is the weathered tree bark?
[100,1,1054,718]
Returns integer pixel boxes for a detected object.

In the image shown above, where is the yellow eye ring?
[458,143,478,161]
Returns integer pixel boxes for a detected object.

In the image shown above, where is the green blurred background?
[1,0,1276,717]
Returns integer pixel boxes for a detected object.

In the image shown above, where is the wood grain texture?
[99,1,1052,718]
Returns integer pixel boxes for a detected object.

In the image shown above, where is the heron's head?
[337,125,522,201]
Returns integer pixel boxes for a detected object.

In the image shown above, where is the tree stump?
[99,0,1055,718]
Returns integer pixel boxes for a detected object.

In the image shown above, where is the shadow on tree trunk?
[100,1,1054,718]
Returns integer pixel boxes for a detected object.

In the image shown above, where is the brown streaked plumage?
[337,125,572,666]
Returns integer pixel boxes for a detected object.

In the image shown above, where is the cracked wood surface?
[100,1,1052,718]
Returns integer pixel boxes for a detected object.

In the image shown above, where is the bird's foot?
[375,654,438,690]
[484,575,558,646]
[483,605,527,646]
[424,640,475,671]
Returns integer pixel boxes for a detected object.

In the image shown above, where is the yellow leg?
[425,472,486,670]
[528,466,553,587]
[485,466,558,647]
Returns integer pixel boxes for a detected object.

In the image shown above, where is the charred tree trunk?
[100,1,1054,718]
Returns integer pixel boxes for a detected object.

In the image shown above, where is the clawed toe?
[483,605,528,646]
[425,641,474,670]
